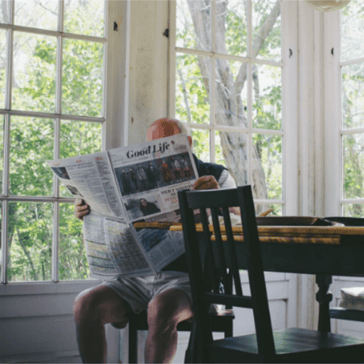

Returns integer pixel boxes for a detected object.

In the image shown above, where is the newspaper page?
[83,213,155,279]
[108,134,197,272]
[108,134,198,222]
[48,152,126,221]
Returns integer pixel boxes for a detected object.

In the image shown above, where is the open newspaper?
[48,134,198,279]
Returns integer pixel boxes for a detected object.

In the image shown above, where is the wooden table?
[134,221,364,332]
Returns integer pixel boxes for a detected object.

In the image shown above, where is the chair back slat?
[221,207,243,296]
[210,207,230,294]
[200,208,219,294]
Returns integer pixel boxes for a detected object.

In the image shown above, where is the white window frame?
[0,0,127,291]
[167,0,298,216]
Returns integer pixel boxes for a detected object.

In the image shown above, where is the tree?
[176,0,282,212]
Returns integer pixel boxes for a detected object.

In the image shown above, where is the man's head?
[147,117,192,147]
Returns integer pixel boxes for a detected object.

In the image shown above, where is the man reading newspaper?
[73,118,236,364]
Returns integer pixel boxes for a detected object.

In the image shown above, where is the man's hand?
[74,198,90,220]
[192,175,219,190]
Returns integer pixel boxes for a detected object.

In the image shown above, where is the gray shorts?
[102,271,192,314]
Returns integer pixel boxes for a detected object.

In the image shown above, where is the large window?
[170,0,284,215]
[340,0,364,217]
[0,0,106,283]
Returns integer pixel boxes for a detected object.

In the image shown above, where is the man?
[136,164,148,191]
[73,118,236,363]
[146,161,159,189]
[170,156,181,182]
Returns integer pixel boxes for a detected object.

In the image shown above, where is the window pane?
[60,120,102,197]
[192,129,210,162]
[215,59,248,127]
[7,202,53,282]
[64,0,104,37]
[255,203,282,216]
[14,0,58,30]
[253,0,281,62]
[176,0,211,51]
[59,203,89,280]
[343,133,364,199]
[342,204,364,217]
[176,53,210,125]
[252,64,282,130]
[0,0,10,24]
[216,130,248,186]
[0,30,6,108]
[12,32,57,113]
[341,0,364,62]
[10,116,53,196]
[252,133,282,200]
[342,63,364,129]
[62,39,103,117]
[218,0,248,57]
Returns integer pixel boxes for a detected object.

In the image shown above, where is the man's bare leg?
[145,289,193,364]
[73,285,131,363]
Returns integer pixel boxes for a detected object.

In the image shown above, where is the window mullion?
[247,0,253,185]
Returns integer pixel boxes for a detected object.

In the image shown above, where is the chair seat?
[111,308,234,330]
[209,328,364,363]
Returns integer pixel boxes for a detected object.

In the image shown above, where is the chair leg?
[225,323,233,338]
[128,321,138,363]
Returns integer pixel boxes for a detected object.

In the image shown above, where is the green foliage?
[5,3,103,282]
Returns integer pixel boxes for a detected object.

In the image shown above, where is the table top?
[133,221,364,245]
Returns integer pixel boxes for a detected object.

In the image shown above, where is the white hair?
[173,119,192,137]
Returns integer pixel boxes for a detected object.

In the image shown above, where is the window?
[0,0,107,283]
[170,0,286,215]
[340,0,364,217]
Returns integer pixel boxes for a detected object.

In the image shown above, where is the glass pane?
[7,202,53,282]
[176,0,211,51]
[176,53,210,125]
[218,0,248,57]
[0,30,6,108]
[252,64,282,130]
[341,0,364,62]
[59,203,89,280]
[62,39,103,117]
[14,0,58,30]
[342,63,364,129]
[64,0,104,37]
[253,0,281,62]
[192,128,210,162]
[215,59,248,127]
[0,0,10,24]
[10,116,54,196]
[12,32,57,113]
[216,130,248,186]
[60,120,102,197]
[255,203,282,216]
[343,133,364,199]
[252,133,282,200]
[343,204,364,217]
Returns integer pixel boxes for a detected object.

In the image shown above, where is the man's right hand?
[74,198,90,220]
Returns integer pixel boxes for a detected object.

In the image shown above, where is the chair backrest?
[178,185,275,357]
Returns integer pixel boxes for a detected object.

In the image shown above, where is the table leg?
[316,274,333,332]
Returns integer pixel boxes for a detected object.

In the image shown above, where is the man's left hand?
[192,175,219,190]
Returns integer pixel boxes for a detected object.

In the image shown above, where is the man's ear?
[187,136,192,147]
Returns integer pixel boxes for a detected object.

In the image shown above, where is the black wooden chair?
[178,186,364,363]
[324,217,364,323]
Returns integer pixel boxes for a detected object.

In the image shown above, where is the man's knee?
[73,285,130,327]
[147,289,192,333]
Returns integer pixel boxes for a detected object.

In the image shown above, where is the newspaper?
[48,134,198,279]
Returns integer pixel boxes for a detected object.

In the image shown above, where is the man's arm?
[74,198,90,220]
